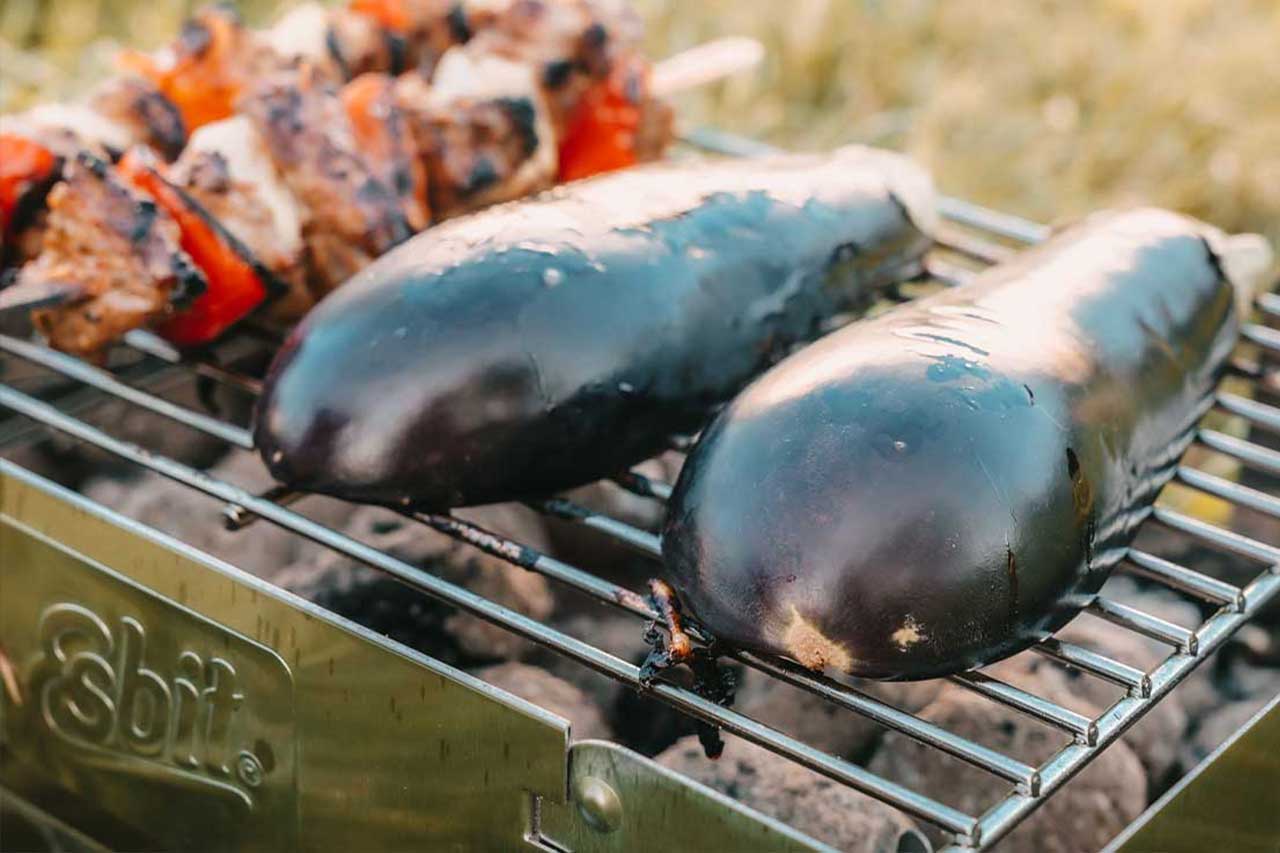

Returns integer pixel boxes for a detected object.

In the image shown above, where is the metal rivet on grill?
[574,775,622,833]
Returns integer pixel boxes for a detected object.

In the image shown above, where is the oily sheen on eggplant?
[662,208,1273,680]
[255,146,936,509]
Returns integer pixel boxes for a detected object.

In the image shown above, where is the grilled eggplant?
[255,146,937,509]
[661,208,1272,680]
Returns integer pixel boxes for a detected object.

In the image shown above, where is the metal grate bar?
[1033,639,1151,696]
[1255,291,1280,319]
[1215,391,1280,435]
[1176,465,1280,521]
[223,486,303,531]
[122,330,264,395]
[923,257,978,288]
[1152,506,1280,565]
[1087,596,1197,654]
[1240,322,1280,356]
[933,224,1016,266]
[739,652,1041,793]
[1122,549,1245,610]
[0,381,979,838]
[407,509,656,619]
[407,503,1048,791]
[0,334,254,450]
[1197,428,1280,478]
[957,569,1280,850]
[949,672,1097,744]
[527,498,663,558]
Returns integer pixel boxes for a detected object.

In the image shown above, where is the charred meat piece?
[349,0,475,77]
[240,66,413,295]
[470,0,643,133]
[263,3,349,80]
[121,4,290,132]
[325,7,411,79]
[342,73,431,231]
[398,50,556,219]
[170,115,310,319]
[88,76,187,162]
[17,155,205,358]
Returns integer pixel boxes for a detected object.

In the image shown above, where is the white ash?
[868,683,1145,853]
[658,734,932,853]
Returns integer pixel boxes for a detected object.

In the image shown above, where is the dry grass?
[3,0,1277,243]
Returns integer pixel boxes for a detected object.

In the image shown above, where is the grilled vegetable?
[255,146,936,509]
[0,136,58,239]
[117,148,274,347]
[661,208,1273,680]
[557,54,646,181]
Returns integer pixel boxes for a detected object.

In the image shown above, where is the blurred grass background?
[2,0,1277,247]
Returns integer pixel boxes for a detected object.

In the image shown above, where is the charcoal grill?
[2,131,1279,852]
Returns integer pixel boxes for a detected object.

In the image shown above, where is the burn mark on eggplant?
[783,606,852,671]
[1023,384,1035,404]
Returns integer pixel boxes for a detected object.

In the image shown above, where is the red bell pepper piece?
[557,60,645,182]
[117,149,268,347]
[0,134,57,235]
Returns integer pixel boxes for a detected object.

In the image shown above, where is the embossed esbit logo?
[30,602,271,810]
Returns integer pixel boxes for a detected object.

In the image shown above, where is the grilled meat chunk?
[20,155,204,358]
[325,7,410,78]
[399,49,556,219]
[470,0,643,133]
[350,0,476,77]
[342,73,431,231]
[88,76,187,162]
[240,66,413,295]
[0,104,135,160]
[170,117,311,318]
[121,4,293,132]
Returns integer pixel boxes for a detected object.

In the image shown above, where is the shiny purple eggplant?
[255,146,937,509]
[662,208,1272,680]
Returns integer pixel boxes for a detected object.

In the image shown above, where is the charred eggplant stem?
[640,579,735,758]
[640,578,694,682]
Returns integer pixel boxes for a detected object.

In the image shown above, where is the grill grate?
[2,137,1278,849]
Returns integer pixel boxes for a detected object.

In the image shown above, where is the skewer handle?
[651,36,765,97]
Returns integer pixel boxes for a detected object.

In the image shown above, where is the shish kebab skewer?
[0,7,758,359]
[0,0,675,275]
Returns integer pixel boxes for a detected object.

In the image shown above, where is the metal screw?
[236,751,265,788]
[574,775,622,834]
